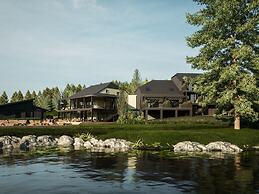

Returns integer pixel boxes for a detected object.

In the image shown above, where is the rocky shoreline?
[0,135,247,153]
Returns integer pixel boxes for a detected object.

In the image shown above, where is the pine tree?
[10,91,18,103]
[17,91,24,101]
[186,0,259,129]
[24,90,32,100]
[52,87,61,110]
[31,91,37,100]
[116,90,128,117]
[130,69,142,94]
[0,91,8,105]
[76,84,83,92]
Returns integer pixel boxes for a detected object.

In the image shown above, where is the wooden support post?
[145,110,148,121]
[190,109,193,117]
[175,110,178,117]
[160,109,163,120]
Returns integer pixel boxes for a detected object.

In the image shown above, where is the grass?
[0,116,258,148]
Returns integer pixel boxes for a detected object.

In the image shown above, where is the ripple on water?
[0,150,258,194]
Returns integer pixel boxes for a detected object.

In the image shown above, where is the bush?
[117,111,145,124]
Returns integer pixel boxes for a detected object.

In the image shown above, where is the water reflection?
[0,149,259,194]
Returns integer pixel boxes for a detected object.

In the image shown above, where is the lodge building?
[0,99,46,120]
[58,82,120,121]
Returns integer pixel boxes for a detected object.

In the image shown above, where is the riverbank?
[0,117,258,149]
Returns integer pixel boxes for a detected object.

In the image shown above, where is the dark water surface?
[0,149,259,194]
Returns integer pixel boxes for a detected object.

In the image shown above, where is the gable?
[137,80,184,97]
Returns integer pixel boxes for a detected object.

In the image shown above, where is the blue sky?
[0,0,200,95]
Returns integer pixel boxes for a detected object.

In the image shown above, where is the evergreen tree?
[31,90,38,106]
[24,90,32,100]
[116,90,128,117]
[130,69,142,94]
[186,0,259,129]
[0,91,8,105]
[10,91,18,103]
[31,90,37,100]
[52,87,61,110]
[76,84,83,92]
[16,91,24,101]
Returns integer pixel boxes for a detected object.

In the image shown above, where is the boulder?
[89,138,99,147]
[74,138,85,147]
[20,135,38,150]
[57,135,74,147]
[102,138,131,150]
[37,135,57,147]
[84,141,93,149]
[0,136,13,149]
[174,141,206,152]
[11,136,21,148]
[205,141,242,153]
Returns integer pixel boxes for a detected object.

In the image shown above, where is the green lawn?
[0,117,258,148]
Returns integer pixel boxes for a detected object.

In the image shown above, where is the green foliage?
[60,83,84,109]
[52,87,61,110]
[75,132,95,141]
[10,90,24,103]
[114,69,148,94]
[10,91,18,103]
[186,0,259,124]
[24,90,32,100]
[17,91,24,101]
[116,90,128,117]
[130,69,142,94]
[0,116,258,147]
[162,99,172,108]
[0,91,8,105]
[117,111,145,124]
[132,139,144,149]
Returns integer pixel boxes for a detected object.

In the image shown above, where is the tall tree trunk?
[234,112,240,130]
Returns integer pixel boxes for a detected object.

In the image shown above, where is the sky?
[0,0,201,96]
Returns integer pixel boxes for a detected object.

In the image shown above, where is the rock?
[89,138,99,147]
[57,135,74,147]
[20,135,38,150]
[11,136,21,148]
[84,141,93,149]
[102,138,131,150]
[0,135,132,152]
[0,136,13,149]
[206,141,242,153]
[252,146,259,150]
[37,136,57,147]
[73,138,84,147]
[174,141,206,152]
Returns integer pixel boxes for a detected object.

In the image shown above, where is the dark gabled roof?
[0,99,34,108]
[0,99,47,112]
[171,73,202,82]
[69,82,119,99]
[137,80,184,97]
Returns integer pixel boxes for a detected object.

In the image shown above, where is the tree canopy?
[0,91,8,105]
[186,0,259,129]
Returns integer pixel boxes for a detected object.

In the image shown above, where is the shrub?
[116,112,145,124]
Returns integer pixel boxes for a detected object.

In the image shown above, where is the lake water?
[0,149,258,194]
